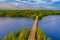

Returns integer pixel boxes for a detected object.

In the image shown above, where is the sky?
[0,0,60,10]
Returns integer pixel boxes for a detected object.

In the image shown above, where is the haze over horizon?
[0,0,60,10]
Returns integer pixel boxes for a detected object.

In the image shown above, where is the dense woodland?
[2,28,52,40]
[0,10,60,19]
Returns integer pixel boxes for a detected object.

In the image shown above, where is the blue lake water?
[0,15,60,40]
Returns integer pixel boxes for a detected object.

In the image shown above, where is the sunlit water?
[0,15,60,40]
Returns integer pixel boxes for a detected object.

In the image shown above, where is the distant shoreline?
[0,10,60,19]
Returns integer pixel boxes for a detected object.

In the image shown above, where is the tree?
[7,31,15,40]
[2,35,8,40]
[47,37,52,40]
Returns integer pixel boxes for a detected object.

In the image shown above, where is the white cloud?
[51,0,60,2]
[35,0,60,4]
[0,0,60,4]
[0,0,5,1]
[15,0,48,4]
[0,5,12,8]
[36,0,48,4]
[15,0,60,5]
[0,0,59,10]
[0,0,6,2]
[44,6,56,9]
[0,2,18,9]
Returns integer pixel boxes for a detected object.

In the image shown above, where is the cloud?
[36,0,48,3]
[0,0,7,3]
[0,5,12,8]
[51,0,60,2]
[0,0,8,2]
[0,2,19,9]
[0,2,44,10]
[0,0,60,4]
[0,0,5,2]
[15,0,49,4]
[15,0,36,4]
[0,0,60,10]
[45,6,55,9]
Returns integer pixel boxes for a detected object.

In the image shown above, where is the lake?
[0,15,60,40]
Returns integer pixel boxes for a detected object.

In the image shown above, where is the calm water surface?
[0,15,60,40]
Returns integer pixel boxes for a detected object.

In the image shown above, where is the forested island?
[0,10,60,19]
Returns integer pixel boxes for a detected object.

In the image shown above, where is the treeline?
[0,10,60,19]
[2,28,52,40]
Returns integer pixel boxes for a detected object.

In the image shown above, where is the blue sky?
[0,0,60,10]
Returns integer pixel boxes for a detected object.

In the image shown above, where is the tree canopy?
[2,27,52,40]
[0,10,60,19]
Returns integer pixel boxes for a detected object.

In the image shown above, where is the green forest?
[0,10,60,19]
[2,28,52,40]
